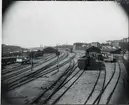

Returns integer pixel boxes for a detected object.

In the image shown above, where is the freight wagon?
[2,57,16,67]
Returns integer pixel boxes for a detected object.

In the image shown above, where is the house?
[122,37,129,43]
[73,42,83,50]
[106,40,121,48]
[73,42,88,50]
[110,48,122,54]
[90,42,101,48]
[101,46,115,53]
[111,41,120,48]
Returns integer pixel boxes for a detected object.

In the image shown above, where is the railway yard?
[2,1,129,104]
[2,49,129,105]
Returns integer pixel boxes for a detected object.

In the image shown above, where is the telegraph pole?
[56,44,59,72]
[30,50,33,71]
[21,48,23,57]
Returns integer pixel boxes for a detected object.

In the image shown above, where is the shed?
[110,48,122,54]
[43,47,58,54]
[86,46,101,53]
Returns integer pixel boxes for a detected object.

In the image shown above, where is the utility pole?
[21,48,23,57]
[21,48,23,65]
[56,44,59,72]
[30,50,33,71]
[66,42,67,50]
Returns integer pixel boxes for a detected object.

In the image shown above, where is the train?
[2,56,16,65]
[2,57,17,69]
[2,47,60,67]
[2,50,43,67]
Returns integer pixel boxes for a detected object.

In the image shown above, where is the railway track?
[5,53,76,91]
[2,52,67,83]
[43,57,121,105]
[29,61,84,105]
[8,54,76,91]
[84,66,102,104]
[2,54,56,75]
[92,62,121,104]
[29,54,84,105]
[81,60,104,105]
[5,52,122,104]
[29,60,76,104]
[2,54,53,74]
[2,54,57,80]
[36,54,76,78]
[96,64,106,104]
[50,67,83,105]
[106,62,121,104]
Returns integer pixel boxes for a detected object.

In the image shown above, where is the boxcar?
[78,57,88,70]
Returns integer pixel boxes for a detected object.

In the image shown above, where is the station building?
[73,43,83,50]
[86,46,101,53]
[86,46,101,58]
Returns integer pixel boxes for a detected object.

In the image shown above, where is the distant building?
[57,44,73,49]
[122,37,129,43]
[90,42,101,48]
[101,45,117,53]
[43,47,58,54]
[86,46,101,53]
[110,48,122,54]
[73,42,91,50]
[22,51,30,57]
[111,41,120,48]
[106,40,112,45]
[106,40,121,48]
[73,42,84,50]
[101,43,110,46]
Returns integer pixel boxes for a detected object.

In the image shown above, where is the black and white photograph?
[2,0,129,105]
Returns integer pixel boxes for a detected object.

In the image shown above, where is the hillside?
[2,44,28,56]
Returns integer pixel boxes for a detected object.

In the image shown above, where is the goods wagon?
[78,56,90,70]
[2,57,16,66]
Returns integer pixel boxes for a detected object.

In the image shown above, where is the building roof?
[86,46,101,53]
[101,46,115,52]
[73,42,83,45]
[91,42,100,44]
[2,56,17,60]
[43,47,58,53]
[110,48,122,54]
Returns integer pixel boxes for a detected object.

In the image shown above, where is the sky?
[2,1,129,48]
